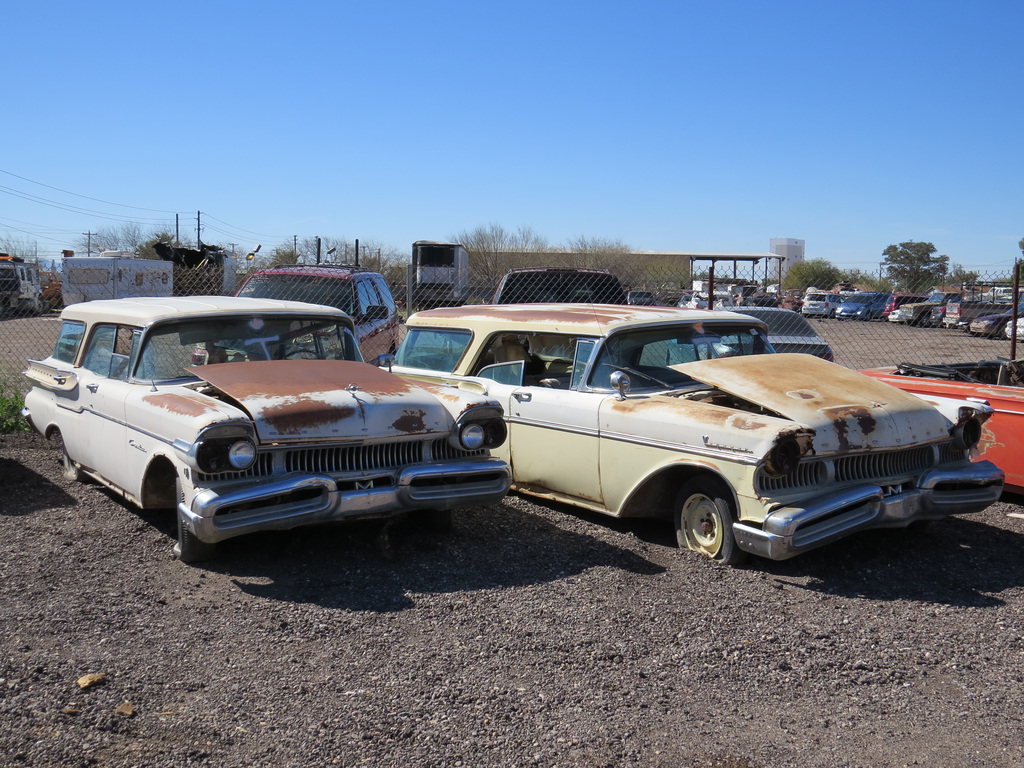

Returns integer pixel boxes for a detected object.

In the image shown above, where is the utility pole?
[197,211,202,247]
[83,232,95,256]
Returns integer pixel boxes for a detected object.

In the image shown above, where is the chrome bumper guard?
[180,458,512,544]
[734,460,1004,561]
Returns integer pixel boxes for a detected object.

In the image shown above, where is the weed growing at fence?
[0,382,29,433]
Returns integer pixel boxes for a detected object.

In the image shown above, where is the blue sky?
[3,0,1021,273]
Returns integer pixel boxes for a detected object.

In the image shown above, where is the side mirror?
[363,304,390,321]
[375,353,395,372]
[609,370,630,400]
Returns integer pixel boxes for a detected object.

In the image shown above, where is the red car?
[861,360,1024,494]
[236,265,401,359]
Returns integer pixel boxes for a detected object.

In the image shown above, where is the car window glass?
[570,339,598,389]
[356,280,379,315]
[371,276,397,313]
[238,274,357,315]
[138,317,359,381]
[82,324,120,376]
[589,324,770,391]
[477,361,525,386]
[53,320,85,363]
[395,328,471,372]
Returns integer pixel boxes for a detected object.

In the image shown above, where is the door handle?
[513,392,532,403]
[86,383,99,393]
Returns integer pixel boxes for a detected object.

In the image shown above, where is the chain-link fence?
[2,251,1021,402]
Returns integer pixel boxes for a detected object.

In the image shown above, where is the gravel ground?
[2,432,1024,768]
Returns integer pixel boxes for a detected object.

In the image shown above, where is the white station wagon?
[23,296,511,563]
[381,304,1003,565]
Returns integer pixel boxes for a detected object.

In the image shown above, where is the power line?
[0,167,177,213]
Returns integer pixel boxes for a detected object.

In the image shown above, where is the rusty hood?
[675,354,953,452]
[186,360,452,443]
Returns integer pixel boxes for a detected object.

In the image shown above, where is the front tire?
[674,477,746,566]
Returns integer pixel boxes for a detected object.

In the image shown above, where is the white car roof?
[59,295,350,326]
[406,303,764,337]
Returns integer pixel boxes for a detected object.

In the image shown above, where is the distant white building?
[770,238,805,285]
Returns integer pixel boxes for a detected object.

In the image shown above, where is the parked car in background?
[887,291,961,326]
[626,290,657,306]
[381,303,1002,565]
[969,302,1024,337]
[733,307,834,361]
[801,291,840,318]
[861,359,1024,494]
[491,268,627,305]
[1006,316,1024,340]
[23,297,511,563]
[740,294,779,308]
[236,265,401,359]
[835,292,890,321]
[882,294,929,320]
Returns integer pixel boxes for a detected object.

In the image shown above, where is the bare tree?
[74,222,151,255]
[449,224,550,288]
[559,235,632,269]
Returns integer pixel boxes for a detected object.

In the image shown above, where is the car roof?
[246,264,378,279]
[406,303,766,336]
[60,295,351,326]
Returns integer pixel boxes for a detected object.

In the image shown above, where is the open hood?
[675,354,952,452]
[187,360,452,443]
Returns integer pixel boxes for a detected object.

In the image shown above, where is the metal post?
[1012,259,1020,360]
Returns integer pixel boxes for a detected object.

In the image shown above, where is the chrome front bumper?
[179,458,512,544]
[734,460,1004,560]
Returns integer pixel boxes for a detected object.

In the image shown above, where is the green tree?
[784,258,843,292]
[882,241,948,293]
[948,263,980,289]
[137,232,176,261]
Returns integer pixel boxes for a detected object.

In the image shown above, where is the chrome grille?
[757,461,827,493]
[833,445,933,483]
[285,441,425,474]
[198,438,488,484]
[196,452,274,483]
[430,438,488,462]
[757,442,957,495]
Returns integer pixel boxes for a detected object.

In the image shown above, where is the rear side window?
[53,320,86,363]
[371,276,397,314]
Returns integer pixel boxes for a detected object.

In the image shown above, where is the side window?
[371,276,397,314]
[53,320,86,363]
[356,279,379,315]
[570,339,598,389]
[82,324,136,378]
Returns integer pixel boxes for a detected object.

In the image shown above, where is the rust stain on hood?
[142,392,221,418]
[185,360,450,443]
[675,354,951,451]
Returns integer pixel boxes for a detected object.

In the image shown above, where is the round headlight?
[460,423,486,451]
[228,440,257,469]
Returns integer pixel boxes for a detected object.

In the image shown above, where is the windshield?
[588,323,773,391]
[137,316,361,381]
[395,327,472,372]
[238,274,357,315]
[842,294,873,305]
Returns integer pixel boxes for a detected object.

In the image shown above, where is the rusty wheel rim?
[680,493,723,558]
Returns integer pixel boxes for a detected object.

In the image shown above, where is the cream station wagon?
[23,296,511,563]
[381,304,1003,565]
